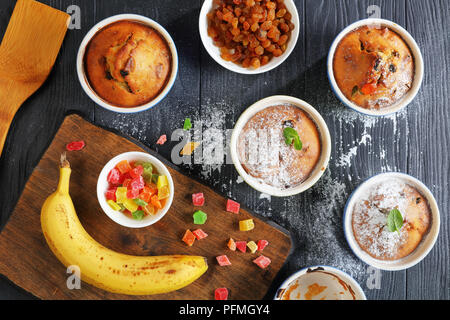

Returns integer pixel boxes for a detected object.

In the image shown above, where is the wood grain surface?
[0,114,292,300]
[0,0,448,300]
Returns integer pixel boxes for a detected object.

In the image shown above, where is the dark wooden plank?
[405,0,450,300]
[0,115,292,300]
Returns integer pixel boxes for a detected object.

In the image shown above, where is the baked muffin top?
[333,25,414,109]
[237,105,321,189]
[352,179,431,261]
[84,20,172,108]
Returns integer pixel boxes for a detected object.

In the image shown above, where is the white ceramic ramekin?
[97,152,174,228]
[230,95,331,197]
[77,14,178,113]
[327,18,424,116]
[274,266,366,300]
[199,0,300,74]
[343,172,440,271]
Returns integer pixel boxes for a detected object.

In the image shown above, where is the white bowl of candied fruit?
[199,0,300,74]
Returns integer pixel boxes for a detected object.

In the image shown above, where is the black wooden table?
[0,0,448,300]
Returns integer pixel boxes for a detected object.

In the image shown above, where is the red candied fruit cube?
[105,187,117,202]
[107,168,122,185]
[127,188,140,199]
[235,241,247,253]
[192,193,205,206]
[253,255,271,269]
[215,288,229,300]
[216,255,231,266]
[130,176,145,190]
[257,240,269,251]
[226,199,240,214]
[192,229,208,240]
[129,165,144,179]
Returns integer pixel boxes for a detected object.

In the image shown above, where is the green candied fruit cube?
[193,210,207,225]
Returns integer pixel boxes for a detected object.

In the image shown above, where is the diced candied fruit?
[115,187,128,204]
[151,195,163,209]
[216,255,231,266]
[257,239,269,251]
[126,188,140,199]
[227,238,236,251]
[253,255,271,269]
[129,165,144,179]
[215,287,229,300]
[226,199,240,214]
[239,219,254,231]
[105,187,117,202]
[143,204,155,216]
[130,176,145,191]
[157,185,170,200]
[116,160,132,174]
[156,175,168,189]
[182,229,196,246]
[192,229,208,240]
[107,200,121,211]
[247,241,258,253]
[138,190,152,203]
[180,142,200,156]
[193,210,208,225]
[107,168,122,185]
[236,241,247,253]
[123,198,139,213]
[192,193,205,206]
[66,140,85,151]
[156,134,167,145]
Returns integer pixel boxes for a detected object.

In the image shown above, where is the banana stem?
[57,153,71,194]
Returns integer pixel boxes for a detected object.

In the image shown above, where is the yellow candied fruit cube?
[157,175,168,189]
[123,198,138,213]
[107,200,121,211]
[247,241,258,253]
[115,187,127,204]
[180,142,200,156]
[157,185,170,200]
[239,219,254,231]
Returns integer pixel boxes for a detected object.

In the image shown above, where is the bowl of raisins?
[199,0,300,74]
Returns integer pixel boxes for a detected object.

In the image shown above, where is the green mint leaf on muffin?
[283,127,303,151]
[183,118,192,131]
[387,209,404,233]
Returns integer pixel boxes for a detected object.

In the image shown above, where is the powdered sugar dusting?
[352,178,409,259]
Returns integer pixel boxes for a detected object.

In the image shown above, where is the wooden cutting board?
[0,114,292,300]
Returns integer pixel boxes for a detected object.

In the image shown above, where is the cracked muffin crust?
[84,20,172,108]
[333,25,414,110]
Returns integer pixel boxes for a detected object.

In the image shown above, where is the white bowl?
[97,152,174,228]
[274,266,366,300]
[199,0,300,74]
[77,14,178,113]
[327,18,424,116]
[230,95,331,197]
[343,172,440,271]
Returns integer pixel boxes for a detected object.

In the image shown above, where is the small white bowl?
[199,0,300,74]
[327,18,424,116]
[343,172,440,271]
[77,14,178,113]
[274,266,366,300]
[230,95,331,197]
[97,152,174,228]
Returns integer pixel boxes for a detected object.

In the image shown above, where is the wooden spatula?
[0,0,69,156]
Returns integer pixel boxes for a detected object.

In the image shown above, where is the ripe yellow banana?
[41,154,208,295]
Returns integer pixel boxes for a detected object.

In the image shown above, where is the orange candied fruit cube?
[182,229,196,246]
[116,160,132,174]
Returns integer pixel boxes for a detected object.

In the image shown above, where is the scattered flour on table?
[279,169,366,277]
